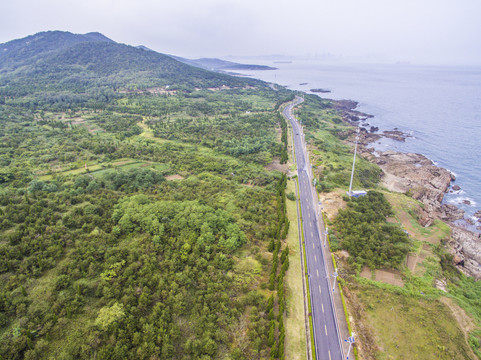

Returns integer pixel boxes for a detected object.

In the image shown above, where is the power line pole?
[348,127,360,196]
[331,268,338,292]
[344,334,355,359]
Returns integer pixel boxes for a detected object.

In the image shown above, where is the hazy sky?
[1,0,481,65]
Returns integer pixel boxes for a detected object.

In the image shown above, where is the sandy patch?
[70,117,85,125]
[265,158,289,173]
[166,174,184,181]
[112,160,135,166]
[319,190,346,221]
[406,254,418,272]
[360,266,373,280]
[361,266,404,287]
[381,172,410,193]
[374,269,404,287]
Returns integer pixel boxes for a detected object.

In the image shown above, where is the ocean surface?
[232,60,481,220]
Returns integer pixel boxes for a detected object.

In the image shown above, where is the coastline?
[331,99,481,279]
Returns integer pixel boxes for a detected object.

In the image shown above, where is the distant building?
[348,190,367,198]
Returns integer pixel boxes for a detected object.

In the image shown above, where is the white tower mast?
[348,127,360,196]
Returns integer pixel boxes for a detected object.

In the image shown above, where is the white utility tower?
[348,127,360,196]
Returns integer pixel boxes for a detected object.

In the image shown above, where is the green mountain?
[0,31,114,70]
[0,31,261,98]
[170,55,277,72]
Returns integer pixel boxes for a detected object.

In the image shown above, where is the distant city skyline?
[1,0,481,65]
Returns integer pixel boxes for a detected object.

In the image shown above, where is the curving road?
[284,97,344,360]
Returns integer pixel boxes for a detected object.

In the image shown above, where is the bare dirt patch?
[319,189,346,221]
[265,158,289,173]
[111,160,135,166]
[374,269,404,287]
[275,126,282,142]
[207,85,232,91]
[406,253,418,272]
[70,117,86,125]
[165,174,184,181]
[241,182,254,187]
[360,266,373,280]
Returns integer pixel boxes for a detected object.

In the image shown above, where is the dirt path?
[439,297,478,360]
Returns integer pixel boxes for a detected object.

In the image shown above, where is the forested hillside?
[0,31,294,359]
[0,31,261,99]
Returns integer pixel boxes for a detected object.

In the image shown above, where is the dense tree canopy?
[334,191,411,269]
[0,30,297,360]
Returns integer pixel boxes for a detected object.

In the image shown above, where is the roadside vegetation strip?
[284,179,308,360]
[297,179,317,360]
[287,98,323,360]
[324,211,359,360]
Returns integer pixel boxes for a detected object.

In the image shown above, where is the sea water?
[232,60,481,219]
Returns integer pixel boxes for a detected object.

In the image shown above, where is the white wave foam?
[468,215,480,224]
[445,168,458,177]
[447,196,476,207]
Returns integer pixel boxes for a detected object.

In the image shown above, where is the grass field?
[340,189,480,359]
[354,283,475,360]
[284,179,308,360]
[39,158,169,181]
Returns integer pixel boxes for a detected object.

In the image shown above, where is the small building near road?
[348,190,367,198]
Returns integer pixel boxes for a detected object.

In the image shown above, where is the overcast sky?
[1,0,480,65]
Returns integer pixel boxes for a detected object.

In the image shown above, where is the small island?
[310,88,331,93]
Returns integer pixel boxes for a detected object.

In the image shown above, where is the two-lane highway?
[283,97,343,360]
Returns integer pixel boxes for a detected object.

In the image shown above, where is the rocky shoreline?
[332,99,481,279]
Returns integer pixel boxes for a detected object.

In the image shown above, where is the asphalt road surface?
[283,97,344,360]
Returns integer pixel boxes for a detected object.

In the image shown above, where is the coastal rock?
[439,204,465,222]
[453,254,464,266]
[417,208,434,227]
[370,126,379,133]
[449,226,481,280]
[463,199,472,205]
[334,99,359,111]
[338,102,481,280]
[359,132,381,146]
[474,210,481,220]
[452,185,461,191]
[332,100,373,126]
[383,130,408,142]
[310,88,331,93]
[372,151,454,203]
